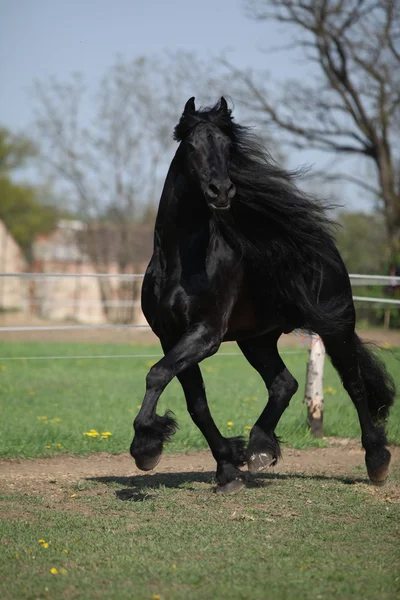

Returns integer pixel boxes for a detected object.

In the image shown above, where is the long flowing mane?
[175,100,338,263]
[175,100,346,330]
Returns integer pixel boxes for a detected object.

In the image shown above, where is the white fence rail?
[350,274,400,285]
[2,272,400,282]
[0,272,143,279]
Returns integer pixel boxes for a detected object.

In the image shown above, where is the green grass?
[1,340,399,599]
[1,469,399,599]
[0,340,399,458]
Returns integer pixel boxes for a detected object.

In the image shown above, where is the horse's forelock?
[173,103,234,142]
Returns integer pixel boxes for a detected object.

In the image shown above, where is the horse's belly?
[224,280,291,341]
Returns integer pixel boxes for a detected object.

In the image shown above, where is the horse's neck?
[155,158,209,245]
[154,156,180,233]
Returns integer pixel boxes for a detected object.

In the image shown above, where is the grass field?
[1,340,399,599]
[1,461,399,600]
[0,340,399,457]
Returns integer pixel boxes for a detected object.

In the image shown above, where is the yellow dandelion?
[172,563,177,570]
[56,444,63,448]
[101,432,112,436]
[50,568,58,575]
[153,595,161,600]
[50,417,62,423]
[38,539,45,544]
[59,567,68,575]
[42,542,49,549]
[71,494,77,498]
[84,430,99,437]
[37,416,47,421]
[227,421,233,426]
[63,549,69,553]
[244,425,251,430]
[45,445,51,449]
[137,404,142,409]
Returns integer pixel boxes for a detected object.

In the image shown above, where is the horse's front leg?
[130,324,222,471]
[178,365,247,494]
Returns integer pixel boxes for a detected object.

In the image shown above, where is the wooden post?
[383,308,391,330]
[304,335,326,438]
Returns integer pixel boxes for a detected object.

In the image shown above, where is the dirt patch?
[1,442,399,497]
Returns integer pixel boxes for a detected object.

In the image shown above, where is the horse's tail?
[354,334,395,424]
[301,293,354,336]
[299,291,395,423]
[289,275,355,336]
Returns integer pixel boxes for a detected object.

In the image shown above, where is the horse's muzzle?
[205,179,235,211]
[209,201,231,211]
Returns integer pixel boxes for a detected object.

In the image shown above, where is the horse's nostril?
[228,183,236,198]
[208,183,220,197]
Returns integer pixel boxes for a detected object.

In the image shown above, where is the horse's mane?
[174,100,348,331]
[175,100,340,273]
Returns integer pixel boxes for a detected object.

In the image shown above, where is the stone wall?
[30,261,147,325]
[0,219,149,325]
[0,220,28,311]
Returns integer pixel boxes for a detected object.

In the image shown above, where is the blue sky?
[0,0,372,210]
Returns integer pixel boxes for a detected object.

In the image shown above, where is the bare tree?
[32,53,226,320]
[223,0,400,256]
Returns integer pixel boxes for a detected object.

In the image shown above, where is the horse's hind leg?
[238,331,298,474]
[322,331,392,485]
[178,365,247,494]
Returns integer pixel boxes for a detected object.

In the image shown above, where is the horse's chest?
[147,231,243,338]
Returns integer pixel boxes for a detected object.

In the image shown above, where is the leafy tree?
[336,211,388,274]
[0,127,36,175]
[0,128,58,262]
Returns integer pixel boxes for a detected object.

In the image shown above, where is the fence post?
[304,334,325,437]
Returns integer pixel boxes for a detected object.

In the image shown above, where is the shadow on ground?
[88,470,370,500]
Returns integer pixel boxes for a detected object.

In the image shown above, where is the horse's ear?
[183,97,196,115]
[219,96,229,114]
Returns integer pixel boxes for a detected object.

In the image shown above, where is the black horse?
[130,97,395,493]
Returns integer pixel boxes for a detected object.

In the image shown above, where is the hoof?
[134,453,162,472]
[367,462,390,486]
[215,478,246,495]
[366,448,391,486]
[247,452,276,474]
